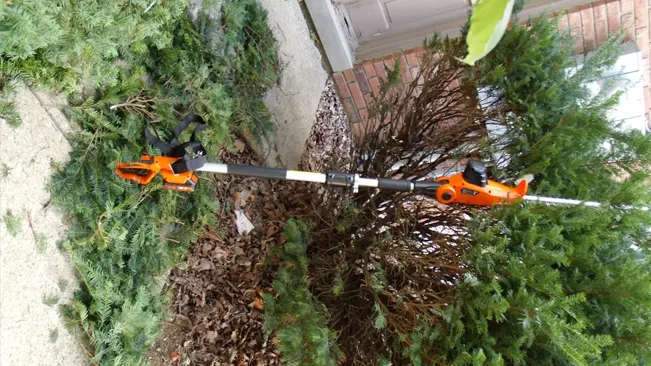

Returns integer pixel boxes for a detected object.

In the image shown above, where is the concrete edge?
[304,0,355,72]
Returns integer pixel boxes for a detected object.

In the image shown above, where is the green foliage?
[425,19,651,363]
[1,163,10,179]
[49,329,59,343]
[429,204,651,365]
[3,209,21,237]
[2,0,278,364]
[58,278,69,292]
[336,204,360,233]
[263,220,344,366]
[43,294,60,307]
[474,14,651,206]
[0,0,188,91]
[36,233,47,253]
[0,86,21,127]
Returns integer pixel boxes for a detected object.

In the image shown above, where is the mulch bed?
[148,79,353,366]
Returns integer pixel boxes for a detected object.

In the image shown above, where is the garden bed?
[148,80,352,365]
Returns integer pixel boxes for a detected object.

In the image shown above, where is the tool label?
[461,188,479,196]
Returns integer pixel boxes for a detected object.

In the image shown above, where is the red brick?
[354,64,371,94]
[558,12,570,32]
[352,110,371,139]
[373,59,388,81]
[622,13,635,41]
[352,121,365,139]
[607,0,621,34]
[333,72,351,98]
[409,66,420,82]
[416,50,425,64]
[595,20,609,45]
[358,108,369,124]
[369,76,381,95]
[644,86,651,114]
[363,93,373,106]
[568,8,582,27]
[343,69,355,82]
[363,61,376,78]
[621,0,634,15]
[570,26,584,53]
[341,97,360,124]
[384,57,397,74]
[398,55,411,84]
[634,0,648,26]
[405,50,419,66]
[582,5,596,51]
[637,27,649,59]
[349,82,366,109]
[593,1,607,21]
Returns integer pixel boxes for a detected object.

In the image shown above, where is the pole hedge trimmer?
[115,115,611,208]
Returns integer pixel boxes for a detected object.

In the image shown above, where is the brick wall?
[333,0,651,134]
[332,47,426,135]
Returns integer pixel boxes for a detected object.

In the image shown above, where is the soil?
[148,79,352,366]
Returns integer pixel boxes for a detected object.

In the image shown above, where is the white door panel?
[344,0,470,43]
[347,0,390,38]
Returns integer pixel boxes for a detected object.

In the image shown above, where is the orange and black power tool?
[117,115,529,206]
[117,154,528,206]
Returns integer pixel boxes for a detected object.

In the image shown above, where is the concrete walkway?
[0,84,87,366]
[257,0,329,169]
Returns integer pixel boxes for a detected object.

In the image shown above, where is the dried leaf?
[197,258,212,271]
[265,224,278,238]
[170,351,180,363]
[234,139,246,152]
[253,297,264,310]
[206,331,218,344]
[212,247,228,262]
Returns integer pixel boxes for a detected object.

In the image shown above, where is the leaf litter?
[148,80,353,365]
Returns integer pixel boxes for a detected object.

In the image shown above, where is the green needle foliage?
[2,0,278,364]
[0,89,21,127]
[1,0,187,91]
[425,205,646,365]
[49,329,59,344]
[473,14,651,204]
[43,294,60,307]
[263,220,344,366]
[3,209,21,237]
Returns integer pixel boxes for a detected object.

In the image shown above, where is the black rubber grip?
[377,178,413,191]
[227,164,288,180]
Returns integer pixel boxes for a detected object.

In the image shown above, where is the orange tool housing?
[115,155,198,192]
[435,172,528,206]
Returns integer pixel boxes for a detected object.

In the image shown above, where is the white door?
[341,0,470,44]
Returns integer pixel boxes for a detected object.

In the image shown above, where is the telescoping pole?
[197,163,441,194]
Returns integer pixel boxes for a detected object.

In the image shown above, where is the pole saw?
[114,115,620,209]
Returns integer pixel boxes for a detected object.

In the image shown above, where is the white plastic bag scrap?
[234,210,254,235]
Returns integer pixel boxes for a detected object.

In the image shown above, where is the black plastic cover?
[462,160,488,187]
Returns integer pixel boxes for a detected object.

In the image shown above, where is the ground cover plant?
[1,0,278,364]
